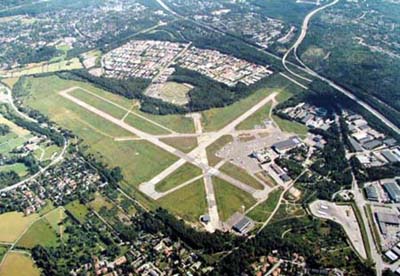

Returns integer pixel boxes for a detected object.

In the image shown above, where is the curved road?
[282,0,400,135]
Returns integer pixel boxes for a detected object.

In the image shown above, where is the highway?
[155,0,400,137]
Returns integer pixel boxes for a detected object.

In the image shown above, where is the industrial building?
[272,136,302,154]
[383,181,400,203]
[364,185,379,202]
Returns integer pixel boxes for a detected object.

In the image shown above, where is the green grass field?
[220,162,264,190]
[236,102,272,130]
[88,193,114,212]
[22,76,179,195]
[124,113,171,135]
[155,162,202,192]
[201,74,304,131]
[248,188,283,222]
[159,81,191,105]
[160,137,198,153]
[0,163,28,177]
[0,58,82,78]
[213,177,256,221]
[44,207,66,236]
[65,201,89,224]
[158,179,207,223]
[0,252,40,276]
[0,246,8,263]
[272,115,308,138]
[16,219,59,249]
[70,88,128,119]
[0,212,39,243]
[206,135,233,166]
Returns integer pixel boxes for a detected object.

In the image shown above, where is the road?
[60,88,274,201]
[155,0,400,137]
[282,0,400,135]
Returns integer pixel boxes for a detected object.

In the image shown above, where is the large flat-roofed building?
[272,136,302,154]
[365,185,379,202]
[383,181,400,203]
[375,212,400,235]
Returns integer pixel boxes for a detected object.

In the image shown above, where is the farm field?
[16,219,59,249]
[155,162,202,192]
[220,162,264,190]
[0,252,40,276]
[88,193,114,213]
[213,177,256,222]
[0,58,82,78]
[0,212,39,243]
[44,207,66,235]
[158,179,207,223]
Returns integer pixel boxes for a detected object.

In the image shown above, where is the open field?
[155,162,202,192]
[272,115,308,138]
[16,219,59,249]
[65,201,89,224]
[0,58,82,78]
[0,163,28,177]
[220,162,264,190]
[158,179,207,223]
[22,76,179,191]
[206,135,233,166]
[201,74,304,132]
[213,177,256,222]
[0,78,19,89]
[0,246,7,263]
[236,102,273,130]
[0,115,30,136]
[0,212,39,243]
[70,88,127,119]
[0,252,40,276]
[124,113,170,135]
[248,188,283,222]
[158,81,192,105]
[160,137,198,153]
[44,207,66,236]
[88,193,114,212]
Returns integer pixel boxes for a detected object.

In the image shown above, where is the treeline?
[213,217,375,275]
[0,104,64,146]
[0,124,10,136]
[0,171,20,189]
[56,70,186,115]
[134,208,241,254]
[351,157,400,184]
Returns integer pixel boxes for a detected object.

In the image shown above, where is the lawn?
[70,88,128,119]
[206,135,233,166]
[0,163,28,177]
[272,115,308,138]
[158,179,207,223]
[220,162,264,190]
[213,177,256,222]
[160,137,198,153]
[158,81,191,105]
[88,193,114,212]
[124,113,171,135]
[16,219,59,249]
[155,162,202,192]
[0,212,39,243]
[44,207,66,235]
[65,201,89,224]
[22,76,179,192]
[0,252,40,276]
[248,188,283,222]
[236,102,272,130]
[201,74,304,131]
[0,246,7,263]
